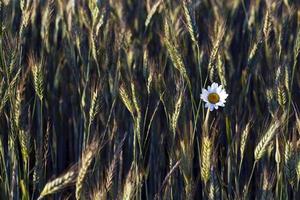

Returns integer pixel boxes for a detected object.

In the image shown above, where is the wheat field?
[1,0,300,199]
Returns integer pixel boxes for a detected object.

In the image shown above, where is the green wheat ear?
[29,55,44,101]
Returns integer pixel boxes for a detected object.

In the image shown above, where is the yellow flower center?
[207,93,220,104]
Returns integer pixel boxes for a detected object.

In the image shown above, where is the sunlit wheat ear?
[41,0,53,52]
[284,141,297,187]
[131,80,142,124]
[208,22,225,82]
[90,157,117,200]
[284,66,290,93]
[182,0,198,44]
[145,0,162,28]
[29,55,44,101]
[13,88,22,129]
[254,122,280,161]
[89,88,101,123]
[100,154,118,197]
[146,66,154,95]
[0,83,9,113]
[277,84,287,107]
[217,54,226,87]
[163,20,191,88]
[247,42,258,67]
[19,1,31,37]
[263,10,272,40]
[38,169,77,200]
[122,164,139,200]
[240,122,251,163]
[201,136,212,184]
[171,88,184,135]
[275,66,287,107]
[8,49,18,77]
[18,130,30,165]
[119,83,135,116]
[76,140,99,200]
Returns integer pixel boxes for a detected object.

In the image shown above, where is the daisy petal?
[211,83,218,89]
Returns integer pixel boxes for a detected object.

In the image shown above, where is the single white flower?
[200,82,228,111]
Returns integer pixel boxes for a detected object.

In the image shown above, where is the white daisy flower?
[200,82,228,111]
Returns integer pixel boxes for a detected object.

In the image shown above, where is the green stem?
[244,161,257,198]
